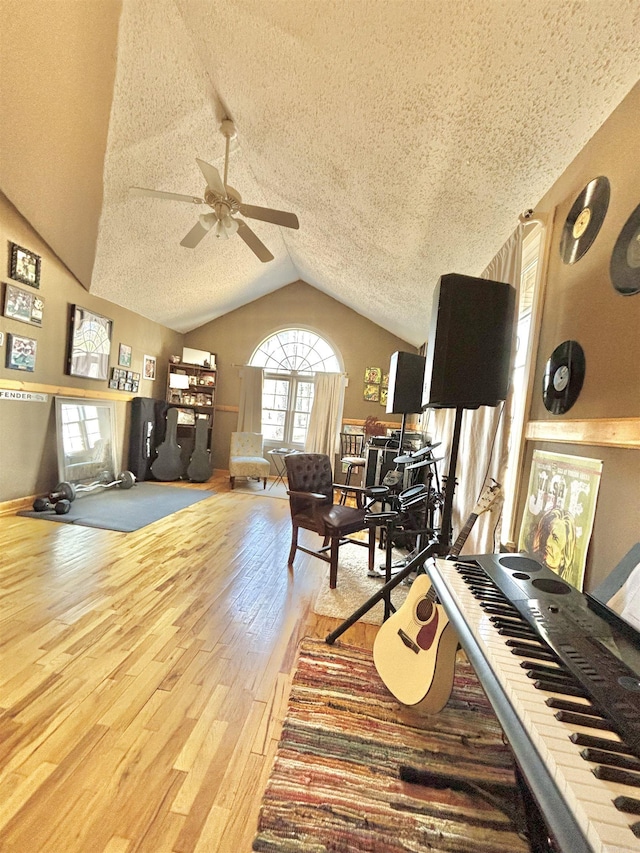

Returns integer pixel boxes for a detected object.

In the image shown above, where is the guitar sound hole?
[416,599,433,622]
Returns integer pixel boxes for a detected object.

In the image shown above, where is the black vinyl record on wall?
[542,340,585,415]
[559,176,610,265]
[610,202,640,296]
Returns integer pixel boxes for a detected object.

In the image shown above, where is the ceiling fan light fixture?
[213,216,239,240]
[199,212,216,231]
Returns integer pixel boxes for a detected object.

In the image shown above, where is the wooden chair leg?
[263,478,267,489]
[329,536,340,589]
[288,525,299,566]
[230,476,235,489]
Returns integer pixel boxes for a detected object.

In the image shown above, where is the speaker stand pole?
[397,411,408,453]
[325,405,465,645]
[438,405,463,550]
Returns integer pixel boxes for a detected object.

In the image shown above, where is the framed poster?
[6,332,37,371]
[9,243,41,288]
[118,343,132,367]
[143,354,156,380]
[3,282,44,326]
[518,450,603,591]
[364,366,382,384]
[363,383,380,402]
[67,304,113,381]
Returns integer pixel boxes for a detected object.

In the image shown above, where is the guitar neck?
[449,513,478,559]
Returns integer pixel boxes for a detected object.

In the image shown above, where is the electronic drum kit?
[372,441,446,558]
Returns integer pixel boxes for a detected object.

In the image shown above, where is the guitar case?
[128,396,158,481]
[151,406,184,481]
[187,417,212,482]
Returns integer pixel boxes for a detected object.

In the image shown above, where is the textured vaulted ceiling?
[2,1,640,347]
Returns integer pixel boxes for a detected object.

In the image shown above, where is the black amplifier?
[368,436,399,448]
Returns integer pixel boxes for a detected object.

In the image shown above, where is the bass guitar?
[372,482,502,713]
[151,407,184,481]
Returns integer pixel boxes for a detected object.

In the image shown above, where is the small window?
[250,329,340,447]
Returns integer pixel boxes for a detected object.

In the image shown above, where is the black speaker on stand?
[423,273,515,548]
[386,350,426,452]
[326,274,515,645]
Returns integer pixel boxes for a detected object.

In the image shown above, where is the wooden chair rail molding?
[0,379,132,402]
[525,418,640,450]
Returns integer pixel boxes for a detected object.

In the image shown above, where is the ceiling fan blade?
[130,187,204,204]
[180,220,210,249]
[238,203,299,229]
[196,159,226,196]
[236,220,274,263]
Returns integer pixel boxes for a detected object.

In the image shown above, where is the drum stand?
[326,406,464,645]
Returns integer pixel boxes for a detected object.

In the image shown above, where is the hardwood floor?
[0,472,378,852]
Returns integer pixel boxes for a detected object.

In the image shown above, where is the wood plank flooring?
[0,472,378,852]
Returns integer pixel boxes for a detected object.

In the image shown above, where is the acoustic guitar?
[372,482,502,713]
[151,407,184,481]
[187,416,212,483]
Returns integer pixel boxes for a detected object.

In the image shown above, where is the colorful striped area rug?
[253,638,530,853]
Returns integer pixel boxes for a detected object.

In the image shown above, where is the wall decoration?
[363,383,380,402]
[68,304,113,381]
[9,243,41,288]
[3,282,44,326]
[610,201,640,296]
[542,340,585,415]
[6,332,37,372]
[379,387,388,407]
[118,342,132,367]
[518,450,602,592]
[143,354,156,380]
[559,176,610,265]
[364,366,382,384]
[381,373,389,389]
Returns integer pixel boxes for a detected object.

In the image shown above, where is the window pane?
[263,424,283,441]
[262,410,286,427]
[295,381,314,413]
[292,425,307,444]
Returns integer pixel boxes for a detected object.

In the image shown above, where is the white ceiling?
[2,0,640,346]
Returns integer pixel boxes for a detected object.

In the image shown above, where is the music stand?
[325,406,464,644]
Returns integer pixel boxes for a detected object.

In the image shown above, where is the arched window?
[250,329,340,446]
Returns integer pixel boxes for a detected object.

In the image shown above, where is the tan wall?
[516,81,640,590]
[184,281,417,471]
[0,193,183,502]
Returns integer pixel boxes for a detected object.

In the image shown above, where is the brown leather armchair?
[284,452,376,589]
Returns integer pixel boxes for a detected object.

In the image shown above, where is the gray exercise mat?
[18,482,214,532]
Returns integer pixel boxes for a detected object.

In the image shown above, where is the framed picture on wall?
[364,366,382,384]
[3,282,44,326]
[364,383,380,402]
[67,304,113,381]
[6,332,37,372]
[143,354,156,380]
[9,243,41,288]
[118,343,132,367]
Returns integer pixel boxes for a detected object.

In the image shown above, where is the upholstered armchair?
[229,432,270,489]
[284,452,375,589]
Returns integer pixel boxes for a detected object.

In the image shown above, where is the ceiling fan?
[130,119,299,262]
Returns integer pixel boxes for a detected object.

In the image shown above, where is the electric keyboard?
[428,554,640,853]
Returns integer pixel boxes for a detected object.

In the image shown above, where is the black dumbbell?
[33,497,71,514]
